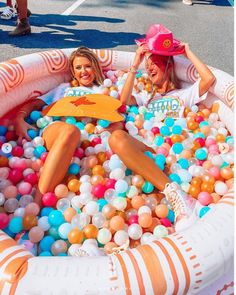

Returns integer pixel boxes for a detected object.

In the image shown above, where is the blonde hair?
[147,54,181,90]
[69,47,104,87]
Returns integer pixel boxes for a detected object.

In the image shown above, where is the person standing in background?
[1,0,16,20]
[8,0,31,36]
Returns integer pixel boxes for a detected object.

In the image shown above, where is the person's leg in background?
[1,0,17,20]
[8,0,31,36]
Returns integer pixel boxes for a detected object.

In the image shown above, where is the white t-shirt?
[39,83,101,105]
[133,80,208,118]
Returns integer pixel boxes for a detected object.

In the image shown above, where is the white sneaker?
[182,0,193,5]
[1,6,16,20]
[163,182,198,231]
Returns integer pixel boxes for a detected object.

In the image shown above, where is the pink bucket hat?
[135,24,185,56]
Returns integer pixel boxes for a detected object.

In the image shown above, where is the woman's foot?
[1,6,16,20]
[163,182,198,232]
[8,18,31,37]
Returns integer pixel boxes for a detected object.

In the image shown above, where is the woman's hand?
[132,45,149,69]
[14,117,37,142]
[181,42,192,58]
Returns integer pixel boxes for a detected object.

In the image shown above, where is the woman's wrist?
[129,65,138,74]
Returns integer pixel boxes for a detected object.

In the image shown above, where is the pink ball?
[195,116,204,123]
[195,137,205,147]
[156,147,169,157]
[0,213,9,229]
[18,182,32,195]
[42,192,57,207]
[160,218,172,227]
[198,192,213,206]
[3,185,18,199]
[208,144,219,154]
[40,152,48,163]
[128,215,139,225]
[91,137,102,147]
[74,147,84,159]
[12,146,24,157]
[31,159,43,172]
[0,167,10,179]
[165,137,173,147]
[151,127,160,135]
[15,159,27,171]
[8,169,23,184]
[105,178,116,189]
[91,184,107,199]
[24,173,38,185]
[25,203,40,216]
[205,138,216,147]
[208,166,220,179]
[29,226,44,243]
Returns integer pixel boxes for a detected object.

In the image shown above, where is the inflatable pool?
[0,49,234,295]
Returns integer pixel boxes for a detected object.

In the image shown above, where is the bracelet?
[129,66,138,74]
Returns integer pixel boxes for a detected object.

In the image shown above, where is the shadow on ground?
[0,14,142,49]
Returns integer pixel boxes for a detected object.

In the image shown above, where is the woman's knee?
[109,130,128,152]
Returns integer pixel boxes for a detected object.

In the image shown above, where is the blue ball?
[33,145,46,158]
[160,126,171,136]
[172,143,183,154]
[125,168,132,176]
[75,122,85,130]
[48,210,65,227]
[129,106,139,115]
[30,111,41,122]
[142,181,154,193]
[126,116,135,122]
[9,216,23,234]
[3,226,15,238]
[40,207,54,217]
[98,120,110,128]
[154,136,164,146]
[164,117,175,127]
[0,126,7,136]
[199,206,210,218]
[97,199,108,211]
[65,117,77,125]
[178,158,189,169]
[167,209,175,223]
[199,121,209,128]
[39,236,55,252]
[144,112,154,120]
[57,253,68,256]
[27,129,39,139]
[172,125,182,135]
[155,154,166,165]
[68,163,80,175]
[39,251,52,256]
[193,132,205,139]
[195,148,207,160]
[169,173,181,184]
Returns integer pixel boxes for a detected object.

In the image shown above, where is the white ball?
[14,207,25,217]
[38,216,51,231]
[84,201,99,216]
[0,193,5,206]
[112,197,127,211]
[109,168,125,180]
[97,228,112,244]
[22,168,34,177]
[128,224,143,240]
[103,78,112,87]
[68,244,82,256]
[138,205,152,216]
[71,196,83,210]
[80,182,92,193]
[114,230,129,246]
[32,136,44,147]
[140,232,153,245]
[80,175,91,183]
[214,181,228,195]
[211,155,224,167]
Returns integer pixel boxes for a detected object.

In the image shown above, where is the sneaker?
[163,182,197,231]
[8,18,31,37]
[182,0,193,5]
[1,6,16,20]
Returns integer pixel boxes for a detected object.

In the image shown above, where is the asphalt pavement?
[0,0,234,75]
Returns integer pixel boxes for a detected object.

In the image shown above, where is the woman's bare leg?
[38,122,81,194]
[109,130,170,191]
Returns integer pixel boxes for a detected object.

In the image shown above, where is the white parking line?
[61,0,86,16]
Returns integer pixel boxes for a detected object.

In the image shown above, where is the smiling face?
[72,56,96,87]
[145,55,168,86]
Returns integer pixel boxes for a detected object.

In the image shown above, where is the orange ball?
[91,175,104,185]
[87,155,98,168]
[92,165,105,176]
[220,167,234,180]
[132,175,144,188]
[68,228,84,244]
[96,152,107,164]
[145,83,152,92]
[202,174,215,184]
[200,125,211,136]
[54,184,68,198]
[80,140,91,149]
[110,216,125,231]
[85,123,96,134]
[0,156,8,167]
[184,107,191,117]
[188,121,198,130]
[215,134,225,143]
[191,177,202,187]
[23,215,38,230]
[63,207,77,223]
[67,179,80,192]
[131,195,145,209]
[180,150,192,159]
[201,182,214,193]
[155,204,168,218]
[83,224,98,239]
[201,108,211,118]
[102,87,110,95]
[144,217,161,233]
[135,119,144,129]
[102,204,116,219]
[138,213,153,228]
[188,185,201,198]
[138,77,145,83]
[202,160,213,170]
